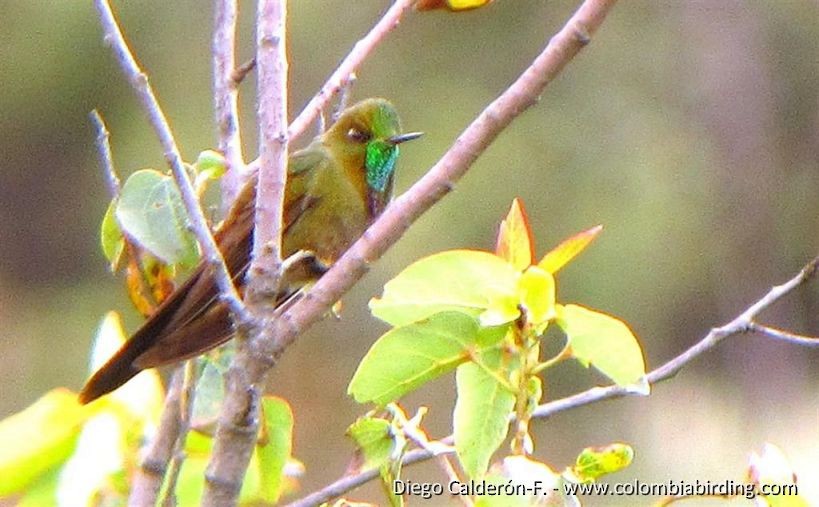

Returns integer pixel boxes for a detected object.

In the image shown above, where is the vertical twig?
[202,0,288,504]
[93,0,250,324]
[213,0,247,209]
[129,369,186,506]
[90,110,121,199]
[246,0,289,303]
[159,360,199,507]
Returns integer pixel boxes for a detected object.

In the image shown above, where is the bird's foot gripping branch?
[346,198,645,505]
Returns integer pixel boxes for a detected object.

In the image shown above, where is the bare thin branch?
[90,110,120,199]
[129,369,185,506]
[160,361,199,507]
[213,0,246,208]
[749,323,819,347]
[212,0,619,502]
[290,0,414,141]
[93,0,250,323]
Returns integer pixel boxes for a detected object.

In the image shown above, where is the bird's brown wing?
[79,157,324,404]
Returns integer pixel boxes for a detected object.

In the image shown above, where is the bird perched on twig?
[80,98,422,404]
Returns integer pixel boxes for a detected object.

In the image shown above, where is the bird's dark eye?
[347,128,371,143]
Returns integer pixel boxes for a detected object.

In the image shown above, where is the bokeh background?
[1,0,817,504]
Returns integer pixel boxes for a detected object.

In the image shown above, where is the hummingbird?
[79,98,422,404]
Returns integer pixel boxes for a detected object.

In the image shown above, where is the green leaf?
[115,169,199,268]
[370,250,520,327]
[349,312,483,405]
[256,397,294,504]
[0,389,88,496]
[191,361,225,431]
[517,266,556,330]
[453,352,516,479]
[556,304,647,388]
[100,200,124,268]
[347,417,394,470]
[17,465,62,507]
[194,150,227,181]
[570,443,634,482]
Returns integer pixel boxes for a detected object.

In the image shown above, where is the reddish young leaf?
[495,198,535,271]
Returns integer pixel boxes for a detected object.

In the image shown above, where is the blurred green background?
[1,0,817,504]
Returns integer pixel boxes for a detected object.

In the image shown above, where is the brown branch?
[93,0,250,324]
[212,0,247,209]
[292,254,819,505]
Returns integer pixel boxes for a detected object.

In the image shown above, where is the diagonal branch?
[270,0,619,358]
[286,0,416,142]
[93,0,250,324]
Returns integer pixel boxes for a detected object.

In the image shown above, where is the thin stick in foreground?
[93,0,248,323]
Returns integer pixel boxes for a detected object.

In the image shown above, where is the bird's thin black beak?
[388,132,424,145]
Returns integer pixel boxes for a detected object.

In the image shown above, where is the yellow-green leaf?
[556,304,646,388]
[453,351,515,479]
[538,225,603,274]
[571,443,634,482]
[416,0,495,11]
[371,250,520,327]
[517,265,556,329]
[495,198,534,272]
[194,150,227,181]
[116,169,200,268]
[349,312,488,405]
[0,389,89,496]
[100,200,124,269]
[347,417,394,470]
[256,397,294,504]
